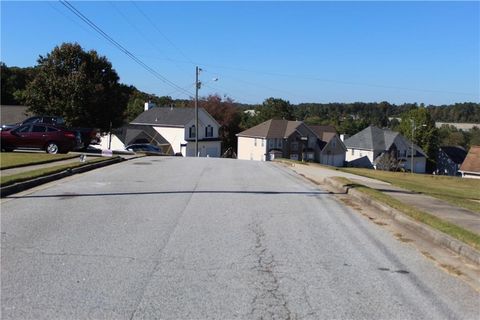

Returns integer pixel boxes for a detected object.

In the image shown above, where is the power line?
[138,55,477,97]
[131,1,195,65]
[107,1,187,73]
[59,0,193,97]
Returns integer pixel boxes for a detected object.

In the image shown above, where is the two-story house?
[236,120,316,161]
[130,106,221,157]
[236,119,346,166]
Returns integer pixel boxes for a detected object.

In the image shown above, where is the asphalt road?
[1,157,478,319]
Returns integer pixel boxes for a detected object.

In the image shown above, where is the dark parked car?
[1,116,65,131]
[1,123,81,154]
[1,115,100,149]
[125,143,164,155]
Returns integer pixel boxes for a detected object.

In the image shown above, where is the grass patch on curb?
[274,158,311,166]
[338,167,480,213]
[332,177,480,251]
[0,157,118,187]
[0,152,78,170]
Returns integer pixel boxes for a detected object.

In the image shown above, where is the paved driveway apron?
[1,157,478,319]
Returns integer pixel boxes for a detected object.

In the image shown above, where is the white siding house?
[344,126,427,173]
[131,107,221,157]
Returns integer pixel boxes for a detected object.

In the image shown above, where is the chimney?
[144,101,157,111]
[340,134,349,142]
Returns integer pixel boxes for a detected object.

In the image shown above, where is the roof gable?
[344,125,426,156]
[440,146,467,164]
[113,124,169,146]
[460,146,480,173]
[307,125,337,142]
[237,119,305,138]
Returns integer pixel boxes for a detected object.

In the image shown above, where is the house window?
[205,125,213,138]
[351,149,354,155]
[261,139,264,147]
[277,139,282,148]
[332,140,336,148]
[189,125,196,138]
[291,142,298,151]
[254,138,257,146]
[269,139,274,148]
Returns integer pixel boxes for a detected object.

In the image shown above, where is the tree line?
[1,42,479,157]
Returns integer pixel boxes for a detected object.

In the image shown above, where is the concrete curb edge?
[0,157,124,198]
[322,176,480,266]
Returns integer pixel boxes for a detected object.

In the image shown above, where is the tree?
[198,94,241,152]
[124,88,174,122]
[1,63,36,105]
[20,43,129,131]
[257,97,295,122]
[399,108,438,160]
[375,151,401,171]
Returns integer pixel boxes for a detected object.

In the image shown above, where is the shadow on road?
[6,190,336,199]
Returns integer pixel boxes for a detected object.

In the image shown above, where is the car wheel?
[46,142,59,154]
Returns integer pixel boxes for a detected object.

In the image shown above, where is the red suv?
[1,123,80,154]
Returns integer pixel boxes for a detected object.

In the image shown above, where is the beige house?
[236,119,346,166]
[308,125,346,166]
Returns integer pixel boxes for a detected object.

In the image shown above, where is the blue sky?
[1,1,479,105]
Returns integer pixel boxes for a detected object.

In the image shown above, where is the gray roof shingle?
[237,119,304,138]
[344,126,425,156]
[131,107,199,127]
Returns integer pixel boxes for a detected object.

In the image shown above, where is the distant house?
[307,125,346,166]
[236,119,346,166]
[0,105,31,125]
[99,124,172,153]
[436,146,467,176]
[344,126,427,173]
[459,146,480,179]
[237,119,316,161]
[130,106,221,157]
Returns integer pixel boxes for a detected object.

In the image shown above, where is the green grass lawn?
[0,152,78,170]
[333,177,480,251]
[338,167,480,213]
[0,157,117,187]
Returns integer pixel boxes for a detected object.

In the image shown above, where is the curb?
[321,176,480,266]
[0,157,124,197]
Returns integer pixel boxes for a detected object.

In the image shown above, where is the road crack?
[248,222,294,320]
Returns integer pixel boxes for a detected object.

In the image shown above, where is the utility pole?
[411,119,415,174]
[195,66,201,157]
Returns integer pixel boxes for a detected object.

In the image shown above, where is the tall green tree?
[257,97,295,122]
[19,43,129,130]
[399,108,438,160]
[1,63,36,105]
